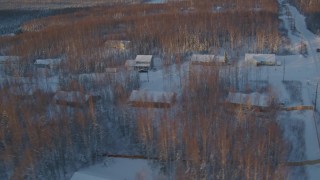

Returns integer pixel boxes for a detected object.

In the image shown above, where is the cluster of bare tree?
[0,0,282,70]
[0,0,288,179]
[290,0,320,13]
[135,65,287,179]
[0,83,102,179]
[0,67,139,179]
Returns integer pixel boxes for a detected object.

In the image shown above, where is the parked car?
[317,48,320,52]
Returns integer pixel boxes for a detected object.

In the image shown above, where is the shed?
[53,91,92,107]
[34,58,62,69]
[245,54,276,66]
[191,54,225,66]
[226,92,271,111]
[134,55,153,72]
[128,90,175,108]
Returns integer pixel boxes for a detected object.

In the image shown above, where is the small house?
[128,90,176,108]
[53,91,92,107]
[190,54,225,66]
[134,55,153,72]
[34,58,62,69]
[226,92,271,111]
[245,54,276,66]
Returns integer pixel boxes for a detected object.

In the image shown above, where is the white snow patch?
[71,158,160,180]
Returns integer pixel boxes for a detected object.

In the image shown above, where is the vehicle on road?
[317,48,320,52]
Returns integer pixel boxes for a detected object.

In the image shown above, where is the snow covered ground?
[71,157,161,180]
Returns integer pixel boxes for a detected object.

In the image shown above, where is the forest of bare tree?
[0,0,291,179]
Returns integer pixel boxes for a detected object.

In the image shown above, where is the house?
[190,54,225,66]
[134,55,153,72]
[128,90,176,108]
[226,92,271,111]
[53,91,92,107]
[34,58,62,69]
[245,54,276,66]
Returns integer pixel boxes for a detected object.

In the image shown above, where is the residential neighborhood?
[0,0,320,179]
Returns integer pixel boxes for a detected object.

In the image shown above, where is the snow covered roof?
[226,92,270,107]
[191,54,225,65]
[53,91,90,104]
[0,56,20,64]
[129,90,175,107]
[71,157,160,180]
[135,55,153,64]
[34,58,62,66]
[245,54,276,65]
